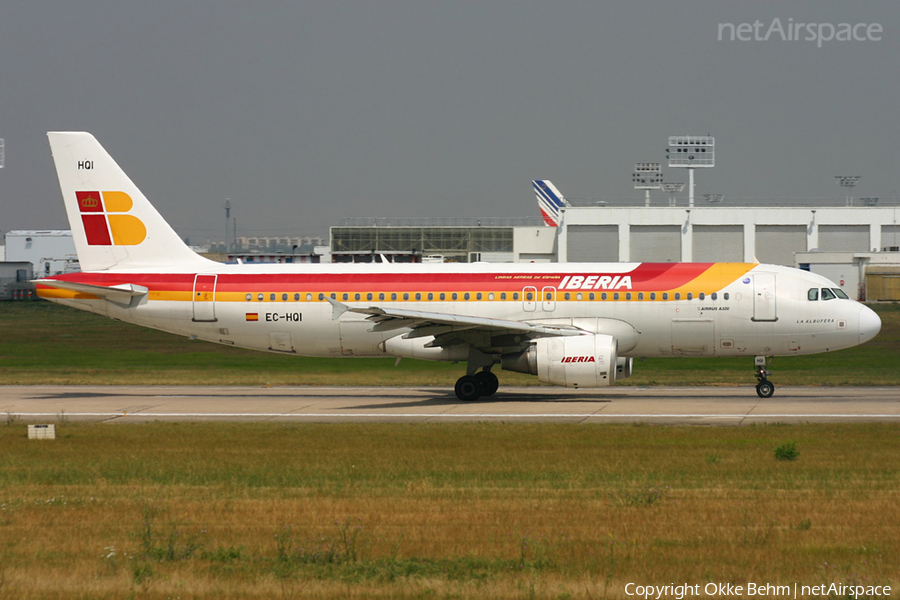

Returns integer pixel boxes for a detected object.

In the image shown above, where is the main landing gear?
[454,370,499,401]
[754,355,775,398]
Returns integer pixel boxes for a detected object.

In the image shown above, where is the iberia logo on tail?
[76,191,147,245]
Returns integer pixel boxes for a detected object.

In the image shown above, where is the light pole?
[835,176,860,207]
[667,136,714,208]
[633,163,662,207]
[661,182,685,207]
[224,199,231,253]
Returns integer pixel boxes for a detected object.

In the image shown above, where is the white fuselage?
[41,262,879,360]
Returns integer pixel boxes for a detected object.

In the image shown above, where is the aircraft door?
[542,286,557,312]
[523,286,537,312]
[192,274,217,322]
[671,319,715,356]
[752,273,778,322]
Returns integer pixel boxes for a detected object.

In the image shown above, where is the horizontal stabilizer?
[34,279,148,305]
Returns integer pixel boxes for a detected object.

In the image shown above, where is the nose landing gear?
[754,356,775,398]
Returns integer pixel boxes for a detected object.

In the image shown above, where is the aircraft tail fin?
[47,132,214,272]
[532,179,568,227]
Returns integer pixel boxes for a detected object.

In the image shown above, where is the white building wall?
[558,206,896,266]
[5,231,78,275]
[513,226,557,262]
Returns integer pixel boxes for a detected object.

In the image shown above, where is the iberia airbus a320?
[35,132,881,400]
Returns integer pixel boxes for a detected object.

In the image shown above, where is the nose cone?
[858,305,881,345]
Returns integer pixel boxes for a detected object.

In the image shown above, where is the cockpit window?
[833,288,849,300]
[821,288,837,301]
[807,288,818,301]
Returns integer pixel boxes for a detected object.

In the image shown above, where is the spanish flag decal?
[245,313,259,322]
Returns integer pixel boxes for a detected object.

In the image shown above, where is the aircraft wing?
[34,279,149,306]
[327,298,584,348]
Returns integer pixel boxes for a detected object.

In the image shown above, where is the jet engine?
[501,334,618,388]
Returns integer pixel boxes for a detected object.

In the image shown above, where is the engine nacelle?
[383,335,470,362]
[501,334,618,388]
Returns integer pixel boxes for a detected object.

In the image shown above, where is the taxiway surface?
[2,385,899,425]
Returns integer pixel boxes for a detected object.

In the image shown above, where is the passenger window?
[367,292,373,301]
[440,293,446,300]
[650,292,656,300]
[698,293,705,300]
[342,293,348,301]
[686,293,693,300]
[354,293,360,301]
[613,293,620,300]
[526,292,533,301]
[807,288,819,301]
[711,292,717,300]
[723,293,729,300]
[500,292,506,300]
[821,288,836,301]
[512,292,519,300]
[246,293,252,301]
[589,292,595,300]
[662,293,668,300]
[427,292,434,300]
[601,293,608,300]
[295,293,301,301]
[674,293,681,300]
[833,288,849,299]
[391,293,398,301]
[452,293,458,300]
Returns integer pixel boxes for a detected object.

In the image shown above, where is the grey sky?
[1,2,897,244]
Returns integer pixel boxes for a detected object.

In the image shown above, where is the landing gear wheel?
[455,375,482,401]
[474,371,499,396]
[753,356,775,398]
[756,380,775,398]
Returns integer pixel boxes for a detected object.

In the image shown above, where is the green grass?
[1,300,898,386]
[1,422,898,598]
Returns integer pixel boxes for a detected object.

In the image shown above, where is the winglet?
[326,297,349,320]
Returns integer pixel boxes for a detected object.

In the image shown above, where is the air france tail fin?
[532,179,569,227]
[47,132,215,272]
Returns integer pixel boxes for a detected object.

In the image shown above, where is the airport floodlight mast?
[661,182,685,207]
[224,199,231,253]
[666,136,714,208]
[835,176,861,207]
[633,162,662,207]
[704,193,724,204]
